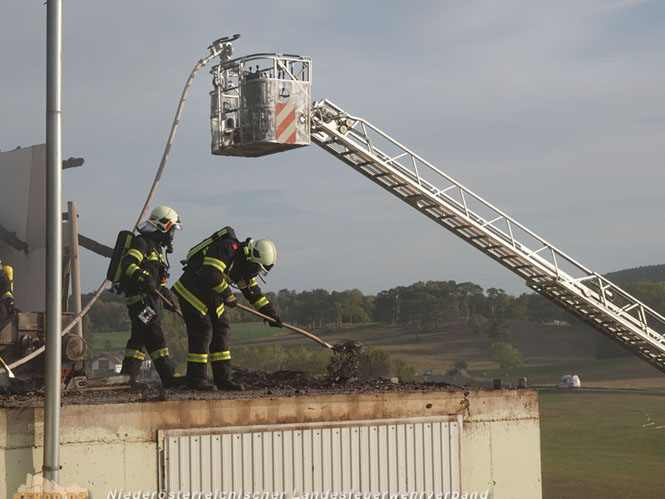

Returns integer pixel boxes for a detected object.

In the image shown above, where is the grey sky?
[1,0,664,297]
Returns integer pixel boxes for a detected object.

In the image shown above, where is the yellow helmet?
[3,265,12,282]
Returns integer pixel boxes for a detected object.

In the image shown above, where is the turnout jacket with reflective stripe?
[120,233,167,303]
[0,270,12,303]
[173,238,275,318]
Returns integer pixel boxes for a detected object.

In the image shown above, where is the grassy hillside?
[90,316,665,389]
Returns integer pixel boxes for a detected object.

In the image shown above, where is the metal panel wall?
[159,416,462,494]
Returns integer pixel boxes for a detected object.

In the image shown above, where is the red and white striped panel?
[276,101,296,143]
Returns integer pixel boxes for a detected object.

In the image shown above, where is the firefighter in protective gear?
[119,205,184,388]
[173,230,282,391]
[0,261,17,323]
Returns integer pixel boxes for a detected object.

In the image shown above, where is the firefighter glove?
[224,295,238,308]
[266,313,283,328]
[137,271,156,292]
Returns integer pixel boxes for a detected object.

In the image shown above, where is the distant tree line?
[81,280,580,335]
[81,279,665,342]
[80,278,665,372]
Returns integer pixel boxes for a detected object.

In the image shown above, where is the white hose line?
[0,48,224,378]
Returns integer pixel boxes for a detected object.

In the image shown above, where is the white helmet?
[247,239,276,275]
[147,205,182,233]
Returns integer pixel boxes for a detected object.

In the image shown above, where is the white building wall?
[0,390,541,498]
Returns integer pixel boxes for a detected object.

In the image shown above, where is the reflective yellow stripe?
[124,349,145,360]
[237,277,257,290]
[2,291,12,300]
[210,351,231,362]
[126,263,141,278]
[211,280,229,293]
[126,249,144,262]
[186,240,210,261]
[125,294,145,306]
[253,296,269,310]
[173,280,207,316]
[185,228,231,261]
[187,353,208,363]
[147,251,160,262]
[203,256,226,273]
[150,347,169,360]
[216,302,225,318]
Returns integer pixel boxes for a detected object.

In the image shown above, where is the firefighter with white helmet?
[119,205,185,388]
[173,227,282,391]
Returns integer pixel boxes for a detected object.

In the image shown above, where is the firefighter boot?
[186,361,217,391]
[212,360,244,391]
[153,355,186,389]
[120,356,147,390]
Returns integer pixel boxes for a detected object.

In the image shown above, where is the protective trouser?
[120,299,175,383]
[180,296,231,383]
[0,306,9,326]
[211,360,233,384]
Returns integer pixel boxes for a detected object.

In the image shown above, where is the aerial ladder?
[308,99,665,373]
[206,37,665,374]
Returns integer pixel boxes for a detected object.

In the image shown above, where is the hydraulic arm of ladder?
[310,98,665,373]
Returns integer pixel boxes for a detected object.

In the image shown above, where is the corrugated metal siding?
[159,416,462,494]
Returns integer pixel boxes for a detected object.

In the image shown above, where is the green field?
[540,391,665,498]
[86,331,129,352]
[469,356,665,388]
[87,322,273,354]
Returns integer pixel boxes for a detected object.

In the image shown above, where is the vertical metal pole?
[67,201,82,336]
[44,0,63,483]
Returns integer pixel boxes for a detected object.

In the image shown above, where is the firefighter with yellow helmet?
[0,260,17,323]
[173,227,282,391]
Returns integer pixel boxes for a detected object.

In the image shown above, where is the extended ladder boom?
[310,98,665,373]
